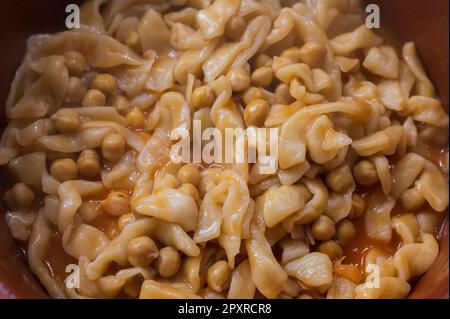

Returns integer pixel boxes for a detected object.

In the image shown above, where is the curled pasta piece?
[355,277,410,299]
[363,46,399,79]
[329,25,383,56]
[284,252,333,294]
[402,42,435,97]
[415,161,450,212]
[227,259,255,299]
[306,115,352,164]
[262,184,310,228]
[58,180,105,232]
[245,197,287,299]
[261,8,295,52]
[277,161,311,186]
[364,191,395,244]
[8,152,46,188]
[393,233,439,281]
[404,96,449,128]
[145,56,177,92]
[352,125,404,157]
[196,0,241,39]
[378,79,405,111]
[140,280,201,299]
[134,187,199,232]
[371,155,392,196]
[72,107,128,126]
[28,213,67,298]
[391,214,420,246]
[392,152,426,199]
[326,275,357,299]
[325,183,355,223]
[63,224,109,260]
[283,178,328,229]
[5,210,36,241]
[137,9,172,54]
[102,152,137,191]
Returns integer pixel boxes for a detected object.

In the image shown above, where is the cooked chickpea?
[101,191,130,216]
[65,77,87,104]
[227,68,251,93]
[92,73,118,96]
[4,183,35,210]
[353,160,379,186]
[311,215,336,241]
[243,87,267,105]
[281,47,303,63]
[126,31,140,51]
[251,66,274,88]
[299,41,327,68]
[401,188,426,211]
[127,236,159,267]
[317,240,343,260]
[326,166,353,193]
[78,201,103,222]
[50,158,78,182]
[118,213,136,231]
[177,164,201,186]
[127,107,145,129]
[192,85,215,110]
[335,219,356,246]
[206,260,232,293]
[243,99,270,127]
[224,15,246,40]
[254,54,273,69]
[51,108,81,133]
[64,51,89,75]
[179,183,200,202]
[349,193,366,219]
[155,247,181,278]
[78,150,101,179]
[114,96,130,115]
[82,89,106,107]
[102,133,126,162]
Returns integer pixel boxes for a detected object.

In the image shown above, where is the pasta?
[0,0,448,300]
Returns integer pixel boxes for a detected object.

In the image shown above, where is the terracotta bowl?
[0,0,448,299]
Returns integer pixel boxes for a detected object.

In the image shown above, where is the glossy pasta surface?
[0,0,448,299]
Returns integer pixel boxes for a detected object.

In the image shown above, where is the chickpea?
[299,41,327,68]
[326,166,353,193]
[224,15,246,40]
[78,150,101,179]
[353,160,379,186]
[206,260,232,293]
[177,164,201,186]
[101,191,130,216]
[317,240,343,260]
[64,51,89,75]
[192,85,215,110]
[281,47,303,63]
[243,99,270,127]
[243,87,267,105]
[401,188,426,211]
[78,201,103,222]
[311,215,336,241]
[50,159,78,182]
[272,56,292,73]
[155,247,181,278]
[117,213,136,231]
[254,54,273,69]
[82,89,106,107]
[227,68,251,93]
[251,66,274,88]
[65,77,87,104]
[102,133,126,162]
[114,96,130,115]
[349,193,366,219]
[4,183,35,210]
[126,31,140,51]
[51,108,81,133]
[127,236,159,267]
[335,219,356,246]
[127,107,145,129]
[92,73,118,96]
[179,183,200,203]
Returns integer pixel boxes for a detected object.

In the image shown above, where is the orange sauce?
[44,231,76,283]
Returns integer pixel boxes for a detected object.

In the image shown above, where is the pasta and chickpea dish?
[0,0,448,299]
